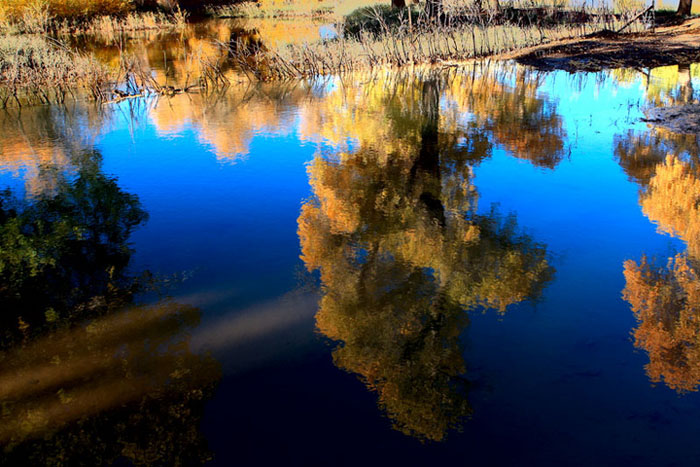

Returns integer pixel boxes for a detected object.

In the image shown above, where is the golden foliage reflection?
[623,152,700,392]
[298,70,555,442]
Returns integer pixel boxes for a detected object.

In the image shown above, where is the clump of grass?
[0,35,111,107]
[0,7,186,35]
[0,0,132,23]
[55,10,187,35]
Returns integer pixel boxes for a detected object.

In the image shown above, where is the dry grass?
[0,35,111,106]
[0,0,196,34]
[57,9,188,35]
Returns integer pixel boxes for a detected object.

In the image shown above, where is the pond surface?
[2,35,700,465]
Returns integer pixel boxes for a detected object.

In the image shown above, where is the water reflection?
[8,54,700,458]
[614,128,700,185]
[0,106,113,197]
[611,64,699,107]
[132,62,569,169]
[441,68,567,169]
[298,69,555,441]
[0,131,221,463]
[150,81,318,161]
[298,65,567,170]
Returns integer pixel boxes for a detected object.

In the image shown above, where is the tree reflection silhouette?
[0,150,148,344]
[298,74,554,441]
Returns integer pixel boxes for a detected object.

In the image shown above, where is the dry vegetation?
[208,0,380,19]
[230,3,647,80]
[0,0,209,34]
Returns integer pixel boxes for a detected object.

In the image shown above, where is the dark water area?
[1,57,700,466]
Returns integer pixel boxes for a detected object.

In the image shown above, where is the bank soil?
[510,18,700,72]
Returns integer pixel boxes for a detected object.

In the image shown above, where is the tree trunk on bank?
[392,0,406,8]
[677,0,692,16]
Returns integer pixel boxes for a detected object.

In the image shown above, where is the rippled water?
[2,34,700,465]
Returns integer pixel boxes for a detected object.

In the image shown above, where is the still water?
[1,36,700,465]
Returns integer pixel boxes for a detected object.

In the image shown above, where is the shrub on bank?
[343,4,422,38]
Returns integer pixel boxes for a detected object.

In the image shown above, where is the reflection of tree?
[139,63,566,168]
[612,64,699,186]
[151,80,314,161]
[299,65,567,171]
[0,152,148,345]
[623,255,700,393]
[298,75,554,441]
[614,129,700,186]
[640,155,700,257]
[0,106,111,197]
[623,155,700,392]
[0,139,221,463]
[611,64,699,108]
[443,66,567,169]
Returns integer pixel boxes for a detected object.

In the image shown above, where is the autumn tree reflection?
[623,254,700,393]
[614,128,700,186]
[299,65,567,171]
[623,154,700,392]
[611,64,698,108]
[298,73,554,441]
[616,64,700,391]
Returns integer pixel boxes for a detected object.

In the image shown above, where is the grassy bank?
[231,6,646,80]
